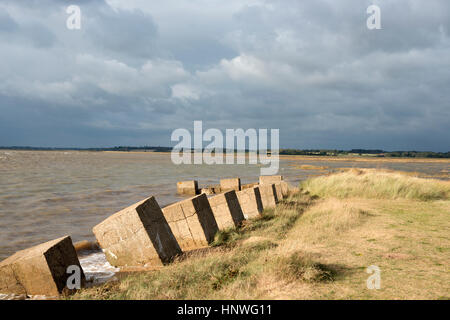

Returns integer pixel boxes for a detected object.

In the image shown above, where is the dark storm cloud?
[0,0,449,151]
[85,5,159,62]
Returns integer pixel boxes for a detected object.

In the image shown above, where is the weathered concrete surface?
[177,181,199,195]
[241,183,259,190]
[236,187,263,219]
[209,191,245,230]
[258,184,278,209]
[220,178,241,192]
[273,183,283,202]
[0,236,85,296]
[162,194,219,251]
[93,197,182,267]
[259,175,283,185]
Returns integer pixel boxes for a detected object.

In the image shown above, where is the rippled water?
[0,150,448,261]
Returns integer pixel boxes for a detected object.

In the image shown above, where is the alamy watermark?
[366,265,381,290]
[66,265,82,290]
[66,5,81,30]
[171,121,279,175]
[367,5,381,30]
[64,5,379,31]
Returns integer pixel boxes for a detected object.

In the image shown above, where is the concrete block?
[241,183,258,190]
[259,175,283,185]
[93,197,182,267]
[258,184,277,209]
[208,191,245,230]
[0,236,85,296]
[177,181,199,195]
[274,183,283,202]
[236,187,263,219]
[220,178,241,192]
[162,194,219,251]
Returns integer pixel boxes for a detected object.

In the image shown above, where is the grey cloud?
[0,10,18,32]
[85,5,159,62]
[0,0,449,151]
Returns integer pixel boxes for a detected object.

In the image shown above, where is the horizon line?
[0,146,449,154]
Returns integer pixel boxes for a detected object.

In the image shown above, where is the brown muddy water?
[0,150,448,283]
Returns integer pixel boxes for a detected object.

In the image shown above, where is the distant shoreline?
[2,146,449,156]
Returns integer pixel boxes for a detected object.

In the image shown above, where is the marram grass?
[300,168,449,201]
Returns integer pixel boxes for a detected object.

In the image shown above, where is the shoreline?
[1,168,449,299]
[71,169,449,300]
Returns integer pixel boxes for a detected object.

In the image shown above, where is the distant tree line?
[0,146,172,152]
[279,149,450,158]
[384,151,450,158]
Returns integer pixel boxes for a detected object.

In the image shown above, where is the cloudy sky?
[0,0,449,151]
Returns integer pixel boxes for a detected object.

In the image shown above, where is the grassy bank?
[72,169,449,300]
[301,168,450,201]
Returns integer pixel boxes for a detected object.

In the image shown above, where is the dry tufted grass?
[301,168,450,201]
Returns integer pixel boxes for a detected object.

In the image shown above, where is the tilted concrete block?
[177,181,199,195]
[162,194,219,251]
[93,196,182,267]
[258,184,277,209]
[241,183,259,190]
[209,191,245,230]
[273,183,283,202]
[0,236,85,296]
[236,186,263,219]
[259,175,283,185]
[220,178,241,192]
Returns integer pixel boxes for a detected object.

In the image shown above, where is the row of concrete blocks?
[0,176,290,297]
[92,175,289,266]
[177,177,273,196]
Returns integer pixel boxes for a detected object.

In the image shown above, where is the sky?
[0,0,449,151]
